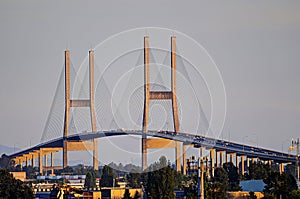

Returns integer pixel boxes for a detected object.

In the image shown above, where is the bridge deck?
[8,130,296,164]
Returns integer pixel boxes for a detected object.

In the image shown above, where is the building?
[10,171,26,181]
[101,188,141,199]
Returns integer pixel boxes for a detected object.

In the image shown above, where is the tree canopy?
[84,172,96,190]
[0,154,14,170]
[0,169,33,199]
[263,171,298,199]
[143,156,175,199]
[100,165,115,187]
[245,162,270,180]
[206,167,229,199]
[126,172,142,188]
[223,162,241,191]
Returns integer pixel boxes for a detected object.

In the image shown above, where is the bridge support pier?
[205,156,211,179]
[142,137,147,171]
[31,155,34,167]
[215,151,219,168]
[219,151,225,167]
[183,144,188,175]
[16,158,23,170]
[210,149,215,177]
[176,142,181,172]
[199,146,204,157]
[39,150,43,174]
[22,154,31,168]
[29,152,38,168]
[236,155,239,172]
[268,160,272,166]
[247,157,250,173]
[279,163,284,174]
[25,156,28,167]
[63,141,68,170]
[44,154,48,170]
[264,160,268,165]
[29,156,32,167]
[241,155,246,176]
[49,152,54,174]
[230,153,235,164]
[35,148,61,174]
[50,152,54,175]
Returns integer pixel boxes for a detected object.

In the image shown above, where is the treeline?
[0,169,33,199]
[2,152,300,198]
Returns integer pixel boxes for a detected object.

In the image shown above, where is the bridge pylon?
[142,36,181,172]
[63,50,98,170]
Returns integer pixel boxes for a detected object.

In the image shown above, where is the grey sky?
[1,1,300,164]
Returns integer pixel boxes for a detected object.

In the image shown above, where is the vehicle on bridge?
[158,130,177,136]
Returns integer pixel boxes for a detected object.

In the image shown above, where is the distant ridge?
[0,144,20,156]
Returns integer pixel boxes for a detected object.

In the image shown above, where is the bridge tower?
[142,36,182,172]
[63,50,98,170]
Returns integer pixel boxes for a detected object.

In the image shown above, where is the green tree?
[0,154,14,170]
[206,167,228,199]
[285,164,297,178]
[100,165,115,187]
[74,164,85,174]
[0,169,34,198]
[263,171,297,199]
[84,172,96,190]
[247,162,270,180]
[223,162,241,191]
[214,167,229,189]
[174,170,185,190]
[206,182,228,199]
[126,172,141,188]
[61,166,73,174]
[143,156,175,199]
[159,156,167,167]
[290,190,300,199]
[122,188,133,199]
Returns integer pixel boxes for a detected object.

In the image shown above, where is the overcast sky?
[1,1,300,165]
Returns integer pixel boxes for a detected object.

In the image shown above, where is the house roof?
[240,180,266,192]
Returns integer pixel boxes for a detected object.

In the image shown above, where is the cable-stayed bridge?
[7,36,298,180]
[10,130,296,164]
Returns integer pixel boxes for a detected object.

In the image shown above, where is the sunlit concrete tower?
[63,50,98,170]
[142,36,182,172]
